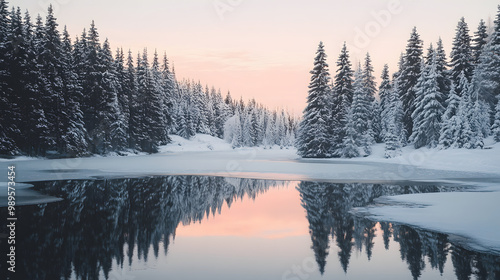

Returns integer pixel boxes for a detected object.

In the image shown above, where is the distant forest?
[297,7,500,158]
[2,1,500,159]
[0,2,298,157]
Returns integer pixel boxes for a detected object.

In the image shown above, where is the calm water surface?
[1,176,499,280]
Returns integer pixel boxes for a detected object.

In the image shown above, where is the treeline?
[298,7,500,158]
[0,2,298,157]
[172,80,298,149]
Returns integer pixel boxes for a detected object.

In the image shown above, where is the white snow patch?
[357,191,500,254]
[159,134,233,152]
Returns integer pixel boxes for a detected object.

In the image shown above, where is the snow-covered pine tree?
[379,64,392,135]
[0,0,20,155]
[95,38,126,153]
[435,38,451,107]
[161,53,174,135]
[150,50,169,146]
[125,50,141,149]
[363,53,381,143]
[455,72,474,148]
[410,48,444,148]
[40,5,66,153]
[399,27,423,140]
[363,53,376,104]
[263,112,275,148]
[330,42,354,156]
[350,65,374,155]
[472,19,488,65]
[224,108,243,148]
[439,83,461,148]
[297,42,333,158]
[60,26,88,156]
[384,84,404,158]
[114,48,130,140]
[21,11,51,156]
[450,17,473,91]
[371,100,383,143]
[473,6,500,115]
[341,108,360,158]
[213,88,229,138]
[493,96,500,142]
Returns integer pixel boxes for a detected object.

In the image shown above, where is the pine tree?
[472,19,488,65]
[411,50,444,148]
[0,0,19,155]
[125,50,141,149]
[60,26,88,156]
[21,11,51,156]
[450,17,473,91]
[297,42,333,158]
[342,108,360,158]
[40,5,65,153]
[439,83,461,148]
[350,65,374,155]
[493,96,500,142]
[161,53,174,135]
[455,73,474,148]
[435,38,451,106]
[384,84,404,158]
[400,27,424,140]
[115,48,130,141]
[379,64,392,135]
[149,50,168,146]
[363,53,376,103]
[331,42,354,155]
[473,6,500,113]
[371,100,383,143]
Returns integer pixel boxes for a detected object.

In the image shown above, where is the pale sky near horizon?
[8,0,499,114]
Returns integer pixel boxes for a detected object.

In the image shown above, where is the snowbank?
[159,134,233,152]
[355,190,500,254]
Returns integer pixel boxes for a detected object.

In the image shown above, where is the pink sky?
[10,0,500,114]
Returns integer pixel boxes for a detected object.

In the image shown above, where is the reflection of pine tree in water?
[296,181,500,279]
[2,176,285,280]
[452,245,473,280]
[1,178,499,280]
[396,225,426,280]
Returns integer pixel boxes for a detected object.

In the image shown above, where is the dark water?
[0,176,499,280]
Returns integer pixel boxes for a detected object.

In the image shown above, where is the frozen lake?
[1,175,498,280]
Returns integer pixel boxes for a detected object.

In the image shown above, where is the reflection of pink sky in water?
[177,182,309,239]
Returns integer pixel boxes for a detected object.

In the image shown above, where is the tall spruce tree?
[297,42,333,158]
[411,49,444,148]
[450,17,473,91]
[60,26,88,156]
[331,42,354,156]
[473,6,500,115]
[439,83,461,148]
[349,65,374,155]
[22,11,51,155]
[472,19,488,65]
[0,0,19,154]
[40,5,66,153]
[493,96,500,142]
[379,64,392,135]
[399,27,423,140]
[435,38,451,106]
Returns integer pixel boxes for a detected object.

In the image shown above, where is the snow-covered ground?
[1,133,500,255]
